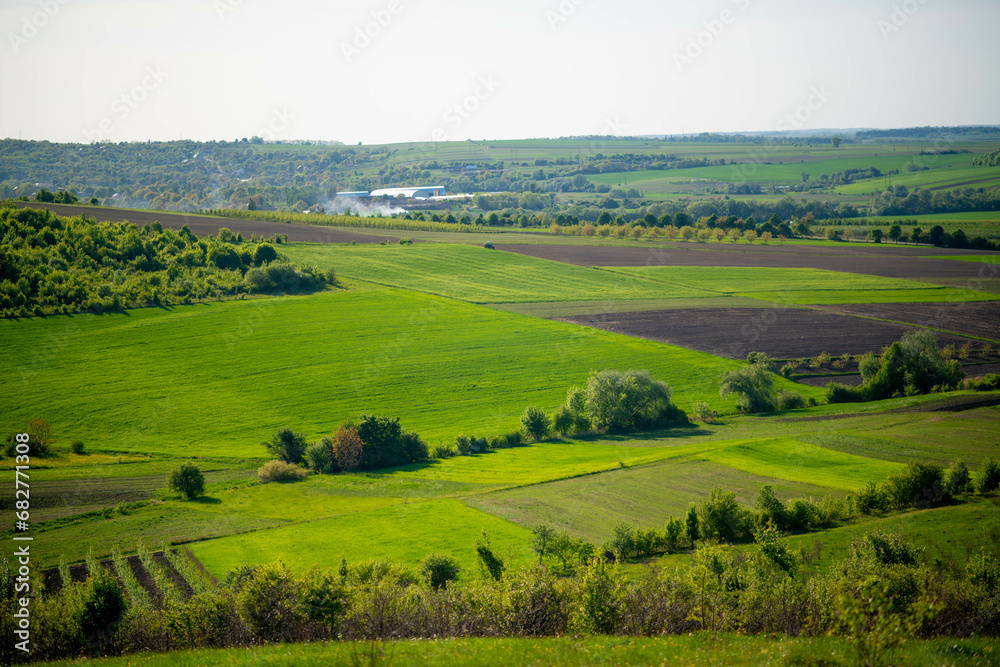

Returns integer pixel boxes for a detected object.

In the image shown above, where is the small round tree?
[169,462,205,500]
[521,406,550,442]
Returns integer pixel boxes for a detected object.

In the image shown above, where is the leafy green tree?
[521,406,550,441]
[719,364,775,413]
[531,525,557,564]
[755,485,787,530]
[76,566,128,655]
[583,369,682,432]
[870,228,883,243]
[664,516,684,551]
[888,224,902,243]
[609,523,636,560]
[929,225,946,246]
[831,136,842,148]
[263,427,308,464]
[979,457,1000,493]
[305,439,336,474]
[685,504,701,545]
[168,462,205,500]
[944,460,971,495]
[701,488,752,543]
[252,243,278,265]
[475,531,505,581]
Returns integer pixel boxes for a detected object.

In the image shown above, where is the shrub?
[235,562,305,643]
[609,524,636,559]
[77,566,128,655]
[785,499,819,531]
[263,428,307,464]
[521,406,550,441]
[551,405,577,434]
[357,414,427,469]
[429,441,457,458]
[693,401,717,423]
[884,462,948,509]
[755,485,787,531]
[663,516,684,552]
[826,381,865,404]
[779,363,795,379]
[258,460,308,483]
[169,462,205,500]
[584,369,683,431]
[332,425,364,471]
[978,457,1000,493]
[775,390,806,410]
[747,351,776,372]
[855,481,890,515]
[944,460,971,495]
[419,554,461,590]
[967,373,1000,391]
[719,364,775,413]
[305,439,336,474]
[70,440,86,455]
[701,488,752,543]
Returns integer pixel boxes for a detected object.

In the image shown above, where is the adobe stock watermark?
[425,74,501,142]
[83,65,169,142]
[775,85,833,132]
[213,0,245,20]
[340,0,403,63]
[255,107,295,141]
[877,0,930,40]
[730,85,833,182]
[545,0,587,31]
[674,0,752,72]
[7,0,70,53]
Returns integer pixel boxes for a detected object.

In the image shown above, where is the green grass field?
[280,243,714,303]
[33,634,1000,667]
[600,266,999,304]
[833,164,1000,195]
[3,286,802,460]
[189,498,536,577]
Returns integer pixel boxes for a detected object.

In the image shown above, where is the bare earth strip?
[12,201,401,244]
[813,302,1000,342]
[559,307,982,360]
[498,243,1000,282]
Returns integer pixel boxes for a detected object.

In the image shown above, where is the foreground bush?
[257,460,308,483]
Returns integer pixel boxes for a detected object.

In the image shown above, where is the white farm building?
[369,186,446,199]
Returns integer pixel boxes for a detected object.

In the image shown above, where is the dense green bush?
[978,457,1000,493]
[520,406,550,441]
[257,460,308,483]
[419,554,461,590]
[828,332,964,403]
[719,364,775,413]
[884,462,948,509]
[0,205,329,318]
[263,428,308,464]
[357,414,428,469]
[583,369,685,431]
[305,439,336,474]
[168,462,205,500]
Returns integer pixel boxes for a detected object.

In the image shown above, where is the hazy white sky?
[1,0,997,144]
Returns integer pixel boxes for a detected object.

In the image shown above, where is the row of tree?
[0,204,330,318]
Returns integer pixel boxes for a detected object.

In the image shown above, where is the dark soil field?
[816,301,1000,342]
[499,243,999,282]
[560,307,981,360]
[12,202,400,244]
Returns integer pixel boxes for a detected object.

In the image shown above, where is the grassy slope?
[601,265,999,304]
[189,498,535,577]
[281,243,714,303]
[3,286,808,459]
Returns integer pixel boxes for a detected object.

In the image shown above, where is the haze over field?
[1,0,998,144]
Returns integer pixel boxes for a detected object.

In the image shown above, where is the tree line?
[0,203,330,318]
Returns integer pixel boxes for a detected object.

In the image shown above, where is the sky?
[1,0,998,145]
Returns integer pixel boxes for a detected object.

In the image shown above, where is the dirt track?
[12,202,400,244]
[560,307,982,360]
[499,243,999,282]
